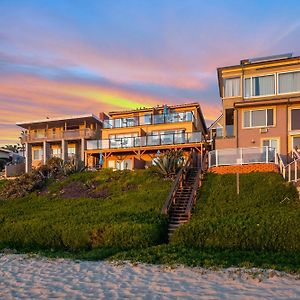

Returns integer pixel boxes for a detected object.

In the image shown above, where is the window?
[262,139,278,151]
[243,109,274,128]
[33,149,42,160]
[278,71,300,94]
[291,109,300,130]
[225,108,234,137]
[224,77,240,97]
[244,75,275,97]
[144,114,152,125]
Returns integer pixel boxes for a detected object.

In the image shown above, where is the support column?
[62,139,68,161]
[81,138,86,163]
[43,141,51,164]
[25,143,32,173]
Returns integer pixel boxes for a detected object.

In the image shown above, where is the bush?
[171,173,300,252]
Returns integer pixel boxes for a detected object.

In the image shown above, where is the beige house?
[213,53,300,161]
[17,114,102,172]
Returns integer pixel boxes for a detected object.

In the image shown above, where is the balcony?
[103,111,195,129]
[208,146,277,168]
[21,128,99,143]
[87,131,204,150]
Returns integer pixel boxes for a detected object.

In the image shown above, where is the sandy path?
[0,254,299,299]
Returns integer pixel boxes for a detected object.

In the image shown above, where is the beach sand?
[0,254,299,299]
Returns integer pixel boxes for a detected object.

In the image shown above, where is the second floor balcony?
[21,128,99,143]
[103,111,195,129]
[87,131,204,150]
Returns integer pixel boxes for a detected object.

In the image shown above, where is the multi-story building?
[211,53,300,161]
[17,103,207,172]
[86,102,207,170]
[17,114,102,172]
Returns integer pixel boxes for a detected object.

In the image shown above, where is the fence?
[208,146,277,168]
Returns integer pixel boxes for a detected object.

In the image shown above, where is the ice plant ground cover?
[0,171,299,274]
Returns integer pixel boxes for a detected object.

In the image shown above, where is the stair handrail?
[161,155,193,215]
[277,152,300,182]
[184,168,202,219]
[292,148,300,160]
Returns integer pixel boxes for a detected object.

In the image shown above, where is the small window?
[224,77,241,97]
[33,149,42,160]
[243,109,274,128]
[291,109,300,130]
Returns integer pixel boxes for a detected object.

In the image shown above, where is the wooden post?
[237,172,240,195]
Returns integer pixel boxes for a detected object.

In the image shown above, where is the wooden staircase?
[168,168,200,239]
[162,152,207,241]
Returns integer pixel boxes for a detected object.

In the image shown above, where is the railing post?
[215,150,219,167]
[289,165,291,182]
[240,148,243,165]
[208,152,211,168]
[266,146,269,163]
[295,160,298,181]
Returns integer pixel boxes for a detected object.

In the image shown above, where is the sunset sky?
[1,0,300,145]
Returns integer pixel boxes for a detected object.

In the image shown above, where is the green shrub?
[171,173,300,252]
[0,169,170,251]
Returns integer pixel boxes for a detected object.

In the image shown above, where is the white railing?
[278,153,300,182]
[208,146,277,168]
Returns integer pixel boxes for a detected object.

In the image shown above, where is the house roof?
[16,114,102,129]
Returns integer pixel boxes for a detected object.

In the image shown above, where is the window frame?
[223,76,242,99]
[242,108,275,129]
[289,107,300,131]
[277,70,300,95]
[244,73,276,99]
[261,137,280,152]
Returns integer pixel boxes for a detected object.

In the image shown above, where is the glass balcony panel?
[161,134,174,145]
[87,140,99,150]
[153,114,165,124]
[147,135,160,146]
[187,132,202,143]
[135,136,146,147]
[174,133,186,144]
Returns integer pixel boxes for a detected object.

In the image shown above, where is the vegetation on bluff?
[0,170,299,273]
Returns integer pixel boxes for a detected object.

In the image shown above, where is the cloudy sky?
[1,0,300,145]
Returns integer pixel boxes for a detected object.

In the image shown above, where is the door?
[262,139,279,162]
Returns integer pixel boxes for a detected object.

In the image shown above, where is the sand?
[0,254,299,299]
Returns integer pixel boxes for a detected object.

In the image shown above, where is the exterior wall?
[209,163,279,174]
[215,137,237,149]
[236,104,288,155]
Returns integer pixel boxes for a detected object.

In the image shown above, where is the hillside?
[0,169,170,252]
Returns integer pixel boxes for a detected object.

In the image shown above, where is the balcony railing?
[21,128,98,143]
[208,146,277,168]
[103,111,195,129]
[87,131,204,150]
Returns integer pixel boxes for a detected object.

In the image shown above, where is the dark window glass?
[291,109,300,130]
[267,109,274,126]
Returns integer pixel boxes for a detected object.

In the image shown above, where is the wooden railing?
[161,156,193,215]
[185,168,202,219]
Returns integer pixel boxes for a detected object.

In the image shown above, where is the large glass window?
[252,75,275,96]
[278,71,300,94]
[291,109,300,130]
[244,75,275,97]
[224,77,241,97]
[243,109,274,128]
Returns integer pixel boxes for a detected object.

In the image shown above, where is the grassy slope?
[172,173,300,251]
[112,173,300,273]
[0,169,170,251]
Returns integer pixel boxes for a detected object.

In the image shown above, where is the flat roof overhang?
[234,98,300,108]
[16,114,102,129]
